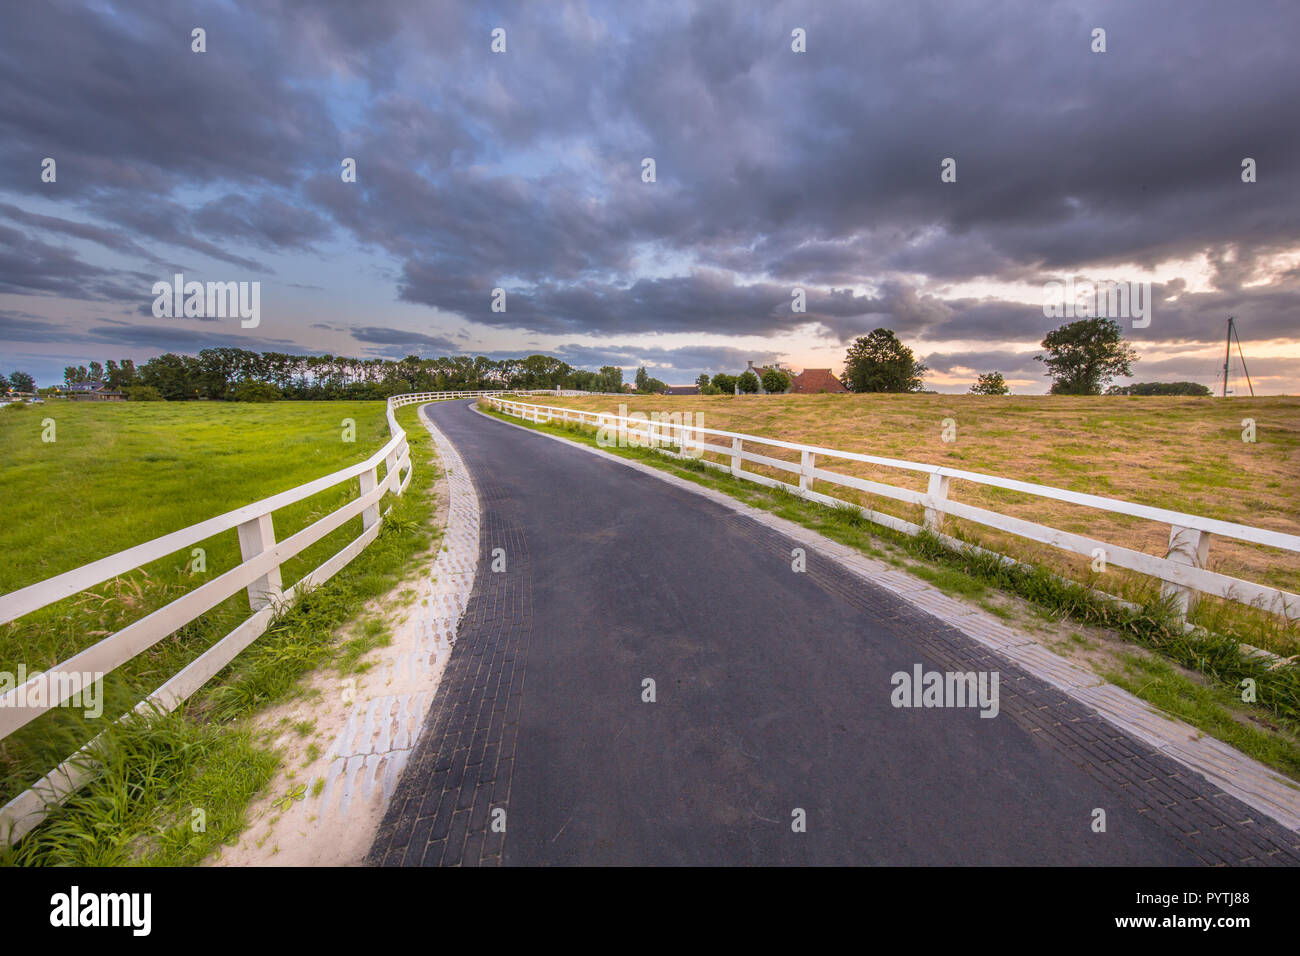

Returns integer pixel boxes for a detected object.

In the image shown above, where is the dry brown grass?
[530,393,1300,620]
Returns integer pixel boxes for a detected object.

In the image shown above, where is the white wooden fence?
[483,395,1300,623]
[0,390,502,844]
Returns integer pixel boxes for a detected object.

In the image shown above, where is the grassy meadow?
[530,393,1300,647]
[1,400,393,593]
[0,400,443,861]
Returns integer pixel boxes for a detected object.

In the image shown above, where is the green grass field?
[1,400,393,592]
[0,401,442,861]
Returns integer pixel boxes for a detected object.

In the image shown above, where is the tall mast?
[1233,317,1255,397]
[1222,317,1233,396]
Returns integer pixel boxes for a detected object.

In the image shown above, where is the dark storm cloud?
[194,195,332,253]
[349,325,461,355]
[78,322,306,354]
[0,203,155,260]
[0,0,1297,366]
[396,266,826,337]
[0,224,142,301]
[0,310,71,343]
[0,1,338,195]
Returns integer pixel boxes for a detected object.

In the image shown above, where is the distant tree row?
[44,350,633,401]
[1105,381,1212,396]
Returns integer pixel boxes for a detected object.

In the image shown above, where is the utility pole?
[1221,316,1254,397]
[1222,317,1232,397]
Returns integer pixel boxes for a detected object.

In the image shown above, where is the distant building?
[789,368,849,394]
[746,360,794,394]
[62,382,125,401]
[662,385,699,395]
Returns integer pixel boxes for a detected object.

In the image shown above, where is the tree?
[737,370,760,393]
[840,329,927,393]
[1036,317,1138,395]
[761,368,791,394]
[970,372,1010,395]
[711,373,737,394]
[633,367,665,393]
[1106,381,1211,396]
[8,371,35,393]
[594,366,623,393]
[140,353,201,400]
[105,359,139,390]
[695,373,711,389]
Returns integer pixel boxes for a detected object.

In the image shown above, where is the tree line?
[43,351,631,401]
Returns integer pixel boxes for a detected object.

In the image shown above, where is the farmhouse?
[62,382,124,401]
[737,361,849,394]
[789,368,849,394]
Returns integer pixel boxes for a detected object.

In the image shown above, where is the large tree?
[1035,317,1138,395]
[594,365,624,393]
[840,329,927,392]
[8,370,35,392]
[140,352,202,400]
[761,368,791,393]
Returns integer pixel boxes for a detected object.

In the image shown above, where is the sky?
[1,0,1298,393]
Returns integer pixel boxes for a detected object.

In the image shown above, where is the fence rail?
[0,389,500,845]
[483,395,1300,622]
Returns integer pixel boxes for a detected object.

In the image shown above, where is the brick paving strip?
[370,400,1300,866]
[302,409,481,826]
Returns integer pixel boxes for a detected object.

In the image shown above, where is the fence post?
[385,447,399,493]
[1162,525,1211,618]
[236,513,284,611]
[799,450,816,493]
[924,472,950,532]
[359,466,381,530]
[731,437,743,477]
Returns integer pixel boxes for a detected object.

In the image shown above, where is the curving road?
[370,399,1300,866]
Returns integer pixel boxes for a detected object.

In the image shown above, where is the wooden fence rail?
[0,390,504,845]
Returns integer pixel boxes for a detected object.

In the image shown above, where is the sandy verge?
[208,408,480,866]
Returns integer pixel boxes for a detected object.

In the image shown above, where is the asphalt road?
[370,399,1300,866]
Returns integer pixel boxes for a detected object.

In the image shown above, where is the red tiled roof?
[790,368,849,393]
